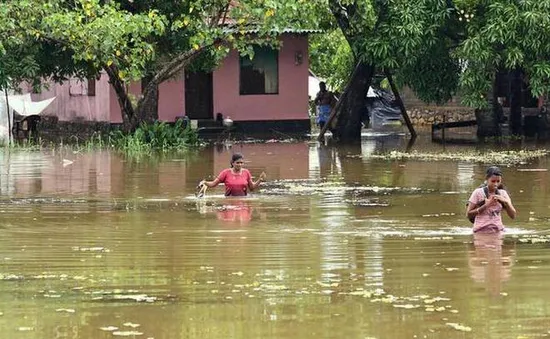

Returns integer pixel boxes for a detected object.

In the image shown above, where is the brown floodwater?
[1,133,550,339]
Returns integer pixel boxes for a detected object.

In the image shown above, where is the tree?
[324,0,452,142]
[1,0,321,131]
[318,0,550,142]
[455,0,550,137]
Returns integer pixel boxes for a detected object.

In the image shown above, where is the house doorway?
[185,71,213,120]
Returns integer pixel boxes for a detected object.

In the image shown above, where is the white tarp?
[6,93,56,118]
[0,91,56,144]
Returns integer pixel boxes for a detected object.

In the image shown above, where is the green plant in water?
[109,119,200,155]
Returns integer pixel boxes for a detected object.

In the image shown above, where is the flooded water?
[1,133,550,339]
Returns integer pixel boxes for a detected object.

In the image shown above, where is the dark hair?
[230,153,244,167]
[486,166,502,178]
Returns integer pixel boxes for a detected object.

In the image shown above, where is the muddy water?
[1,136,550,339]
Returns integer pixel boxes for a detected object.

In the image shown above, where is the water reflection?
[0,135,550,339]
[468,232,516,297]
[216,200,253,224]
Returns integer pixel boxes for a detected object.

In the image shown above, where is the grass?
[1,120,201,158]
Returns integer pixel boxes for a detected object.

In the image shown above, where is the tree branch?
[140,38,225,108]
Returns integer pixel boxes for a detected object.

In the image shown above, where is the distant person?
[198,153,266,196]
[314,82,337,129]
[466,166,516,233]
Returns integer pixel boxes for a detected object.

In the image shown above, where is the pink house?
[32,32,313,135]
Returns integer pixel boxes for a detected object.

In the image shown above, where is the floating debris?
[393,304,421,309]
[516,235,550,244]
[100,326,119,331]
[112,295,157,303]
[113,331,144,336]
[517,168,548,172]
[123,322,140,328]
[446,322,472,332]
[55,309,76,313]
[0,274,24,281]
[367,149,549,165]
[18,327,34,331]
[72,246,110,252]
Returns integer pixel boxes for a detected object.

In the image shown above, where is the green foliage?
[109,120,200,154]
[397,39,460,105]
[456,0,550,107]
[309,29,354,92]
[1,0,323,125]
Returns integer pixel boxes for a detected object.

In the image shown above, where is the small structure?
[0,91,56,144]
[31,31,315,137]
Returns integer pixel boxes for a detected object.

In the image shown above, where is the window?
[87,78,96,96]
[69,78,96,96]
[240,46,278,95]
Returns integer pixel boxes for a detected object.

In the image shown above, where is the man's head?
[319,82,327,91]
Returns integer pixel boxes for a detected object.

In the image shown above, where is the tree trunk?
[331,62,375,143]
[135,76,159,129]
[104,64,135,131]
[509,67,522,136]
[476,75,501,139]
[105,42,221,132]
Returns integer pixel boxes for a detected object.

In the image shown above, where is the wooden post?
[317,74,350,141]
[4,89,11,144]
[385,71,417,139]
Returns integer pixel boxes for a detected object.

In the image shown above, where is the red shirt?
[217,168,253,196]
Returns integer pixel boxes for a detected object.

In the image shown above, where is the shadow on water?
[0,130,550,338]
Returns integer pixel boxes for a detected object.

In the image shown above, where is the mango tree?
[455,0,550,137]
[1,0,320,131]
[324,0,453,143]
[321,0,550,141]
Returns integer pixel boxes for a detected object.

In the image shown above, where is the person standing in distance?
[314,82,337,130]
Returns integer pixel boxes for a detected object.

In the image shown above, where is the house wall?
[31,33,309,125]
[211,34,310,121]
[31,73,111,121]
[159,79,185,122]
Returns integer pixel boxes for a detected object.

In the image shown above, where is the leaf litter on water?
[367,149,549,164]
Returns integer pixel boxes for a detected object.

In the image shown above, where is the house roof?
[221,26,322,35]
[243,28,323,34]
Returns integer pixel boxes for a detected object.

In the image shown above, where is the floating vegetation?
[100,326,119,332]
[515,234,550,244]
[90,293,158,303]
[17,327,34,332]
[365,149,549,164]
[112,331,144,336]
[266,179,428,197]
[71,246,111,253]
[446,322,472,332]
